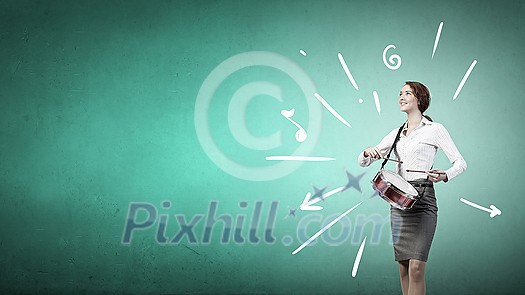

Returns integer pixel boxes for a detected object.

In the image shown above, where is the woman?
[357,81,467,295]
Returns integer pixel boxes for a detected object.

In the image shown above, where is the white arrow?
[299,186,346,211]
[299,192,323,211]
[460,198,501,218]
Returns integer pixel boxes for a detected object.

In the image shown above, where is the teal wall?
[1,0,524,294]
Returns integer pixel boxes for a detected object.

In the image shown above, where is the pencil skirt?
[390,179,438,262]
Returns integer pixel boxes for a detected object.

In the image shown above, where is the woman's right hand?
[363,147,382,159]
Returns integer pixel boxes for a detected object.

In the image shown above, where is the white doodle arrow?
[460,198,501,218]
[299,192,323,211]
[299,186,346,211]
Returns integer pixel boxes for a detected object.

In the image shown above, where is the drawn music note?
[280,108,307,143]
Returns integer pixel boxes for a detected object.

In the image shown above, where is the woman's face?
[399,84,419,113]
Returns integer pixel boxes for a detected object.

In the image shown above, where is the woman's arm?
[358,128,399,167]
[434,124,467,181]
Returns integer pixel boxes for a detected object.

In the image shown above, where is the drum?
[372,170,419,210]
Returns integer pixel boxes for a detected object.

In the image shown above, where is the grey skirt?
[390,179,438,262]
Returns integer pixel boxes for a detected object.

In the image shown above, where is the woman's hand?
[363,147,382,159]
[426,169,448,183]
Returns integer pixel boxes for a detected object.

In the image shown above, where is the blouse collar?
[403,117,433,130]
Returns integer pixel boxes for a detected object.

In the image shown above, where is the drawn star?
[286,207,297,218]
[311,186,327,201]
[343,171,366,193]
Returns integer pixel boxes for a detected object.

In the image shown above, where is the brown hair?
[405,81,432,121]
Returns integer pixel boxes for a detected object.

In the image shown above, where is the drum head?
[381,170,418,196]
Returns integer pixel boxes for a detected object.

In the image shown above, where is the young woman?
[358,81,467,295]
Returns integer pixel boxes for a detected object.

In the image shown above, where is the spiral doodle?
[382,44,402,70]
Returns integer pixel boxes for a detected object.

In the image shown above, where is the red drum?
[372,170,419,210]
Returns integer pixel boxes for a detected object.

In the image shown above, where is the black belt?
[410,182,433,188]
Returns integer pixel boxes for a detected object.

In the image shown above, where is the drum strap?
[380,122,406,170]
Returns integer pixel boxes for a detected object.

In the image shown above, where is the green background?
[1,0,523,294]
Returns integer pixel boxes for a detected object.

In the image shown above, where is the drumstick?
[382,157,403,164]
[406,169,446,175]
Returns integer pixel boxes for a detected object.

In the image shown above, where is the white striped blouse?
[358,117,467,181]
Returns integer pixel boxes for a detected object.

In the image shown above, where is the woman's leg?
[398,260,409,295]
[408,259,426,295]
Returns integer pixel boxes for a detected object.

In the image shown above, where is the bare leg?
[398,260,409,295]
[407,259,426,295]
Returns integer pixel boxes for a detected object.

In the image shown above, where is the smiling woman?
[401,81,432,123]
[358,81,467,295]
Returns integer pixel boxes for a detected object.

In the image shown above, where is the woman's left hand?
[426,169,448,183]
